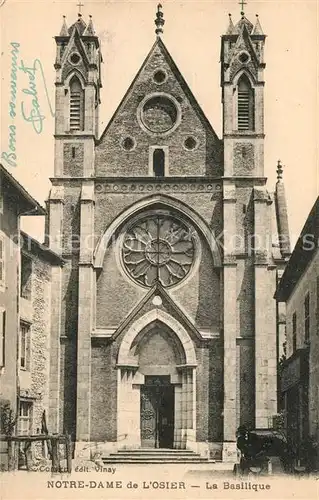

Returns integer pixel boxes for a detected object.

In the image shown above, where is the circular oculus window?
[121,136,136,151]
[184,136,198,151]
[139,93,181,134]
[238,51,250,64]
[122,215,196,288]
[69,52,81,65]
[153,69,167,84]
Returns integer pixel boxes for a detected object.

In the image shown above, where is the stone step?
[114,449,198,455]
[102,457,211,464]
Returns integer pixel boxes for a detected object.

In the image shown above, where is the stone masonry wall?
[95,42,222,177]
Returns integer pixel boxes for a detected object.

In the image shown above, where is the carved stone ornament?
[122,215,195,288]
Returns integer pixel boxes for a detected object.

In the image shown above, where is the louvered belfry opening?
[70,76,84,131]
[237,75,255,131]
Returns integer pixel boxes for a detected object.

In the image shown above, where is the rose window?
[122,216,195,288]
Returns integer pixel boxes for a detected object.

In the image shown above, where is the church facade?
[47,6,289,460]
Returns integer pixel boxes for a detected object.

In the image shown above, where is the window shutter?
[238,90,250,130]
[0,236,4,285]
[0,309,5,367]
[237,76,255,131]
[69,77,84,131]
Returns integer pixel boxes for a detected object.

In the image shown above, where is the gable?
[95,38,222,177]
[112,283,202,345]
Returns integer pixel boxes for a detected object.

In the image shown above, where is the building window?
[19,322,31,370]
[21,254,32,300]
[0,233,4,290]
[18,401,32,435]
[153,149,165,177]
[0,308,5,367]
[0,181,3,214]
[292,312,297,352]
[304,293,310,343]
[69,76,84,131]
[237,74,255,131]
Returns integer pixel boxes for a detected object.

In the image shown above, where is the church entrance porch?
[140,376,174,448]
[116,310,198,452]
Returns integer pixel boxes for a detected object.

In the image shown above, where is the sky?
[0,0,318,246]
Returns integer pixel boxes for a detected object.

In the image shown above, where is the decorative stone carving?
[122,215,195,288]
[234,142,255,175]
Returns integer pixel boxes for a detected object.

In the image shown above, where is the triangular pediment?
[229,25,259,81]
[112,283,202,343]
[61,29,90,82]
[95,37,222,176]
[98,37,219,141]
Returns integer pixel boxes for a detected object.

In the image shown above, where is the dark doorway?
[153,149,165,177]
[140,376,174,448]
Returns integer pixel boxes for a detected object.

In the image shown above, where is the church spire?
[59,15,69,36]
[252,14,263,35]
[155,3,165,36]
[275,161,291,258]
[226,13,235,35]
[83,15,95,35]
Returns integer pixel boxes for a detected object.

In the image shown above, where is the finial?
[60,15,69,36]
[277,160,283,181]
[77,1,84,14]
[155,3,165,36]
[239,0,247,16]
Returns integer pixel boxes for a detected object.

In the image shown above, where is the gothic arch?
[65,70,86,89]
[117,309,197,366]
[232,68,256,87]
[93,194,222,268]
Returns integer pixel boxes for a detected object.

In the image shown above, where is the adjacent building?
[0,165,63,464]
[276,196,319,468]
[0,164,45,415]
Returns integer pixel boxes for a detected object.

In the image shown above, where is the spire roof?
[68,13,87,36]
[59,16,69,36]
[234,13,254,34]
[155,3,165,36]
[226,13,235,35]
[83,15,95,35]
[252,14,264,35]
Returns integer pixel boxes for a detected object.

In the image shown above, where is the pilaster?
[76,181,95,441]
[47,185,64,255]
[223,181,237,443]
[254,188,277,427]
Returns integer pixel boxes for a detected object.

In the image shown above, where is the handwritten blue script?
[19,58,55,134]
[1,42,20,167]
[1,47,55,168]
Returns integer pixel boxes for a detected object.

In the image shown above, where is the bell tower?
[221,11,266,176]
[54,13,102,178]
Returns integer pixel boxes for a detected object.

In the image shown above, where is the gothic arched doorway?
[116,310,197,450]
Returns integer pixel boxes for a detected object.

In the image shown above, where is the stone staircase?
[102,448,211,464]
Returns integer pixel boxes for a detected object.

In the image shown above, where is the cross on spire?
[77,1,84,14]
[239,0,247,15]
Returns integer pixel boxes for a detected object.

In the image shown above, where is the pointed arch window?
[237,75,255,131]
[69,76,84,131]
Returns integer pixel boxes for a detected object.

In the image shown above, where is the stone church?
[46,5,290,460]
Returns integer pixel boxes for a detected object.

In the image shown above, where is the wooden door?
[140,386,157,448]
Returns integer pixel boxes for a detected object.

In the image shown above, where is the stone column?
[76,182,95,450]
[222,181,238,461]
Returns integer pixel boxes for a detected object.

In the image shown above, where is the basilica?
[46,5,290,460]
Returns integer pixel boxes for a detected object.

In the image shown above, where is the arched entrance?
[116,310,197,450]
